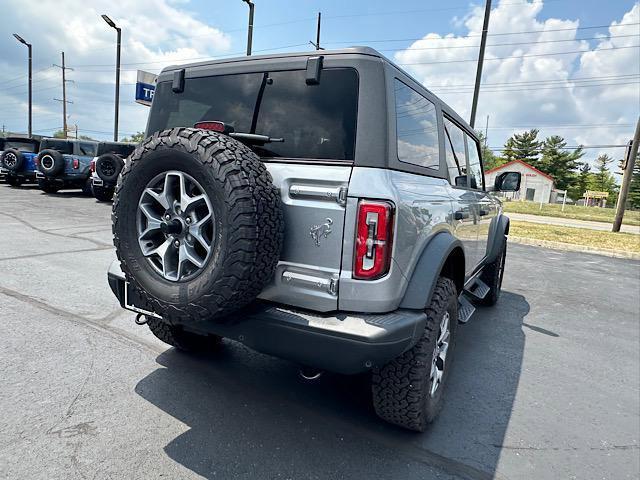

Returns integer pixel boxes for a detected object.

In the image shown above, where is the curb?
[508,236,640,260]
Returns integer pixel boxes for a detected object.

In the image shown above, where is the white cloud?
[0,0,232,139]
[394,0,640,167]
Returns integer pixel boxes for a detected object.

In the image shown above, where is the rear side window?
[40,139,73,154]
[76,142,98,157]
[98,143,135,157]
[394,80,439,170]
[147,68,359,161]
[5,141,38,152]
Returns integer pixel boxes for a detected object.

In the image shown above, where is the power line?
[377,33,640,52]
[325,22,640,44]
[430,73,640,89]
[432,80,639,94]
[398,44,639,66]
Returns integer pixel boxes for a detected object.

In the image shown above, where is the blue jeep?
[35,138,98,194]
[0,136,41,187]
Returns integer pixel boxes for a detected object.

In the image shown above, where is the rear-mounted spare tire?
[96,153,125,183]
[1,148,25,172]
[112,127,284,324]
[37,149,65,176]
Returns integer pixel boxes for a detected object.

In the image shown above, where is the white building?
[485,159,555,203]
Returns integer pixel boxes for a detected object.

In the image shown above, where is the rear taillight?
[73,158,80,169]
[354,200,394,280]
[90,159,96,173]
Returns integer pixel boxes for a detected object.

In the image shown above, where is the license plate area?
[124,281,162,319]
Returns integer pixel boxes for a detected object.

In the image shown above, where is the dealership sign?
[135,70,158,106]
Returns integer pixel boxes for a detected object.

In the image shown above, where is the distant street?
[508,212,640,234]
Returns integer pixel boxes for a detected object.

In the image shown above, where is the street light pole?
[242,0,255,56]
[13,34,32,138]
[469,0,492,128]
[102,14,121,142]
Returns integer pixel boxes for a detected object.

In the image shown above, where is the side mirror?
[495,171,521,192]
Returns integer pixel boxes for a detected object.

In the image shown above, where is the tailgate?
[258,162,352,312]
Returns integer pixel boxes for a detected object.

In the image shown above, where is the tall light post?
[13,34,32,138]
[242,0,255,56]
[102,14,121,142]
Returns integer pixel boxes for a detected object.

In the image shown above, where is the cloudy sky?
[0,0,638,167]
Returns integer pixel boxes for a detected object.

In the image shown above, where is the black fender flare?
[399,231,465,310]
[485,213,510,264]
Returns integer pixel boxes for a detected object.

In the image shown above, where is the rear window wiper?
[229,132,284,145]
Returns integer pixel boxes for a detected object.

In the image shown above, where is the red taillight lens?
[194,121,226,132]
[73,158,80,169]
[354,200,394,280]
[90,159,96,173]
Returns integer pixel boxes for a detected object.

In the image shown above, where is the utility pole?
[53,52,73,138]
[102,15,121,142]
[242,0,255,56]
[310,12,323,50]
[612,116,640,232]
[469,0,492,128]
[484,114,489,146]
[13,34,32,138]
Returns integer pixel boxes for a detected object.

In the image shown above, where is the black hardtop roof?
[162,46,384,72]
[97,141,136,148]
[159,46,477,139]
[3,135,41,144]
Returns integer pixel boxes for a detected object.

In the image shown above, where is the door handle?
[454,211,469,220]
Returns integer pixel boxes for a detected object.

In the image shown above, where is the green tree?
[120,131,145,143]
[568,162,590,201]
[502,129,541,166]
[538,135,583,191]
[476,131,505,170]
[626,153,640,209]
[587,154,618,203]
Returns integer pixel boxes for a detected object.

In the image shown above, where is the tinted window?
[148,68,359,161]
[394,80,439,170]
[77,142,98,157]
[465,135,483,190]
[98,143,135,157]
[40,139,73,154]
[443,117,467,186]
[5,141,38,152]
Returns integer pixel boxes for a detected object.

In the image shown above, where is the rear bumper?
[107,261,426,374]
[36,171,89,184]
[2,168,37,180]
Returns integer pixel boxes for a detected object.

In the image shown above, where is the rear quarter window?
[147,68,359,161]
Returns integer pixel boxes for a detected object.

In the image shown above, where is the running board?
[464,277,490,302]
[458,295,476,324]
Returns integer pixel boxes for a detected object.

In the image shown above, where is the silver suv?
[107,47,521,431]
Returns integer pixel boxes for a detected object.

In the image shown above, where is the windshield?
[147,68,359,161]
[40,139,73,154]
[97,143,136,157]
[4,140,39,153]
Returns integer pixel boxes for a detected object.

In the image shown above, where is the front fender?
[485,214,510,264]
[399,231,464,310]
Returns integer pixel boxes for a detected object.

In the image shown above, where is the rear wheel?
[372,277,458,432]
[478,238,507,306]
[7,176,22,187]
[92,184,114,202]
[146,317,222,353]
[38,179,59,194]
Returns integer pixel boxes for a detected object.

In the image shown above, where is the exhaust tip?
[299,366,323,381]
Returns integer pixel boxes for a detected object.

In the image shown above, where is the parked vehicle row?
[0,136,135,201]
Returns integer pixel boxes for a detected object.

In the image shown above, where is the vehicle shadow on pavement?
[135,291,530,479]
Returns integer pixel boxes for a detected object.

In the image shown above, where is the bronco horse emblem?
[310,218,333,247]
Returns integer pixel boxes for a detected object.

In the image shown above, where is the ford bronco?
[0,136,41,186]
[36,138,98,194]
[107,47,521,431]
[90,141,136,202]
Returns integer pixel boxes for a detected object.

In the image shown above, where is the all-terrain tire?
[478,237,507,306]
[95,153,124,183]
[146,317,222,353]
[38,179,59,194]
[112,127,284,325]
[371,277,458,432]
[7,176,22,187]
[37,149,65,176]
[1,148,24,172]
[92,184,114,202]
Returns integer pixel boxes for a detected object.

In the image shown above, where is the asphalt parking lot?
[1,183,638,480]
